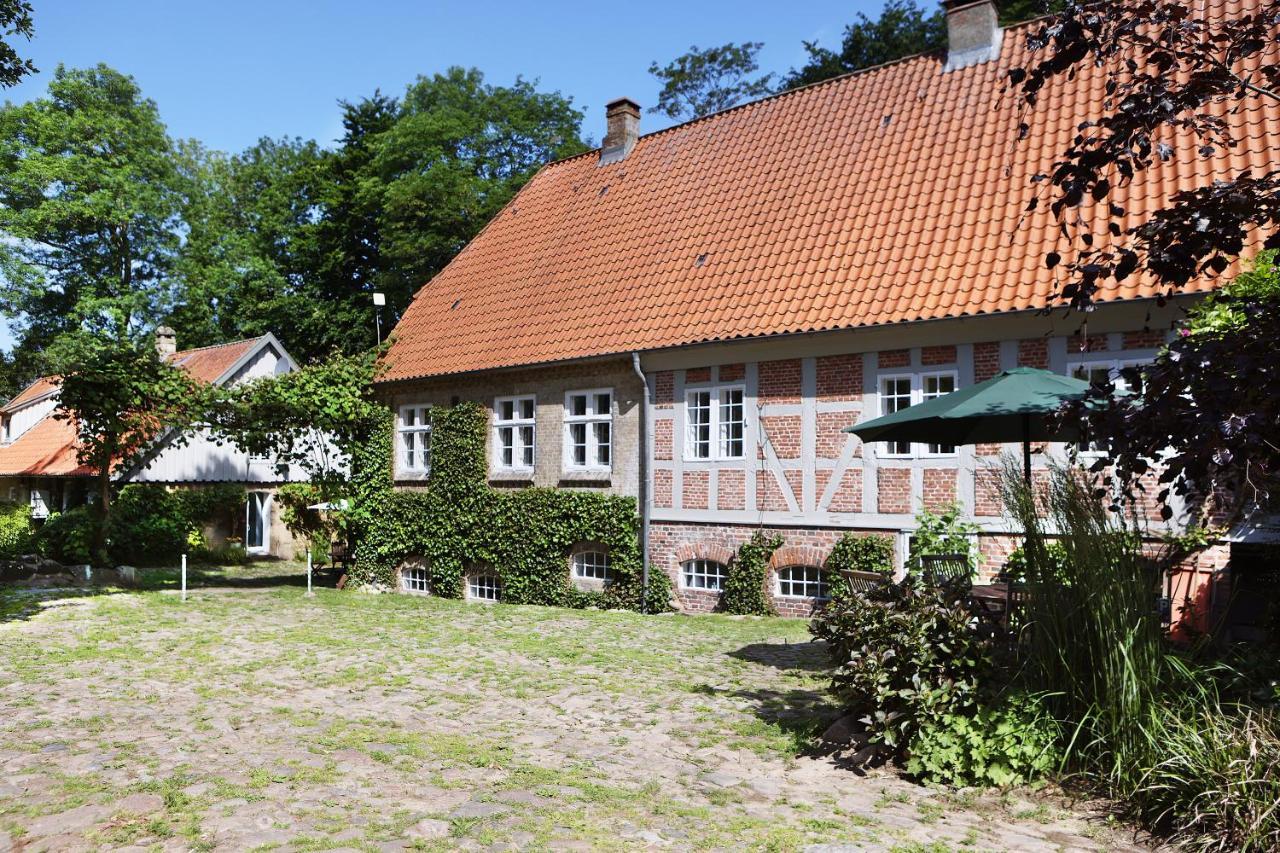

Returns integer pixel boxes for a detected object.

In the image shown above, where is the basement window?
[775,565,830,600]
[468,574,502,602]
[681,559,729,592]
[400,566,430,594]
[572,550,613,583]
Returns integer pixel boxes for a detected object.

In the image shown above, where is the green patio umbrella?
[844,367,1093,484]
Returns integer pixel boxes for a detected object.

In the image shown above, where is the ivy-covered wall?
[349,402,670,613]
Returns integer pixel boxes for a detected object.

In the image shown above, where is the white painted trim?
[562,387,614,474]
[492,393,537,474]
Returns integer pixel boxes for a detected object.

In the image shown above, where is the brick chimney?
[599,98,640,166]
[942,0,1002,71]
[155,325,177,357]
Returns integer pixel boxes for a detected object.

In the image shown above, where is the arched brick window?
[397,559,430,595]
[774,565,830,600]
[570,545,613,584]
[680,559,730,591]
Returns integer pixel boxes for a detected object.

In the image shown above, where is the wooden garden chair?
[840,569,888,595]
[921,553,973,588]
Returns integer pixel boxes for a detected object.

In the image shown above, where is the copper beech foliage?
[1008,0,1280,310]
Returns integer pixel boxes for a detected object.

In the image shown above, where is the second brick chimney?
[942,0,1002,71]
[155,326,177,357]
[599,98,640,166]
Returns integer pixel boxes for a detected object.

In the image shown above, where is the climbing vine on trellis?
[348,401,670,613]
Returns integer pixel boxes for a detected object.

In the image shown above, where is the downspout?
[631,352,651,613]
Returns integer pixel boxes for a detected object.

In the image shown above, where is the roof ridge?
[543,12,1053,172]
[170,335,262,358]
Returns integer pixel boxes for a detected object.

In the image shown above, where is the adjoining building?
[374,0,1277,620]
[0,329,310,558]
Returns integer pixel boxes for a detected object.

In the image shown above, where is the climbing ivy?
[349,401,670,613]
[722,531,782,616]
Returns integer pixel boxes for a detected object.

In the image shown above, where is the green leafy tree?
[782,0,946,89]
[48,333,208,564]
[171,136,325,352]
[648,42,775,121]
[0,64,184,347]
[366,67,588,325]
[0,1,35,88]
[782,0,1059,90]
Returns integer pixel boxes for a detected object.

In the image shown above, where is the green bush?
[107,484,190,565]
[35,506,95,565]
[907,502,979,576]
[825,532,894,598]
[809,576,996,755]
[722,531,781,616]
[907,691,1061,787]
[0,501,33,559]
[1001,541,1070,583]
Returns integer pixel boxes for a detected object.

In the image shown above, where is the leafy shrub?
[907,691,1061,786]
[722,531,781,616]
[175,483,245,531]
[1001,541,1069,583]
[0,501,33,559]
[106,485,191,565]
[907,502,979,576]
[809,576,996,754]
[825,532,893,598]
[36,506,95,565]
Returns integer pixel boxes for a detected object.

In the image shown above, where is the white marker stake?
[181,553,187,602]
[306,550,314,597]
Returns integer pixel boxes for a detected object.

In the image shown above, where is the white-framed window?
[879,376,914,456]
[571,550,613,582]
[494,395,536,471]
[878,372,959,457]
[1068,359,1143,455]
[685,385,746,460]
[401,566,430,593]
[468,574,501,601]
[775,565,830,600]
[681,559,729,591]
[398,405,432,473]
[564,389,612,471]
[922,372,957,455]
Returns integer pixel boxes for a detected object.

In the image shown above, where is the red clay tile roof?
[2,376,59,413]
[165,338,258,384]
[0,337,264,477]
[379,0,1280,383]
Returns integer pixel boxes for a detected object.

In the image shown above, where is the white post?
[306,549,314,597]
[181,553,187,602]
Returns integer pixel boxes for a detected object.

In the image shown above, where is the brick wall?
[682,470,709,510]
[650,520,895,616]
[815,411,853,458]
[654,371,674,408]
[717,469,745,510]
[759,358,802,403]
[973,341,1001,382]
[816,468,862,512]
[653,469,672,508]
[878,467,911,514]
[816,354,861,401]
[760,414,802,459]
[922,468,958,511]
[1017,338,1048,369]
[878,349,910,369]
[685,366,711,383]
[921,344,957,366]
[654,418,673,461]
[757,470,789,511]
[1123,329,1167,350]
[974,468,1002,517]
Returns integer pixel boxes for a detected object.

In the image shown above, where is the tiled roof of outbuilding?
[379,0,1280,383]
[0,337,265,478]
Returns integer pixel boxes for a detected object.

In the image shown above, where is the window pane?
[688,391,711,458]
[594,422,610,466]
[570,394,587,417]
[595,392,611,415]
[500,400,514,421]
[500,427,513,466]
[520,426,534,466]
[924,375,956,454]
[405,408,417,427]
[520,398,535,420]
[720,388,744,458]
[881,378,913,455]
[573,551,612,581]
[570,422,587,466]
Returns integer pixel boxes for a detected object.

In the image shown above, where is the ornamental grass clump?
[999,458,1280,852]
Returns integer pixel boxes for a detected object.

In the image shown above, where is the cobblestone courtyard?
[0,575,1148,851]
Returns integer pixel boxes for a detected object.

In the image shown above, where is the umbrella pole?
[1022,413,1032,487]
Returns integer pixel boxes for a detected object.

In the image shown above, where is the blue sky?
[1,0,886,350]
